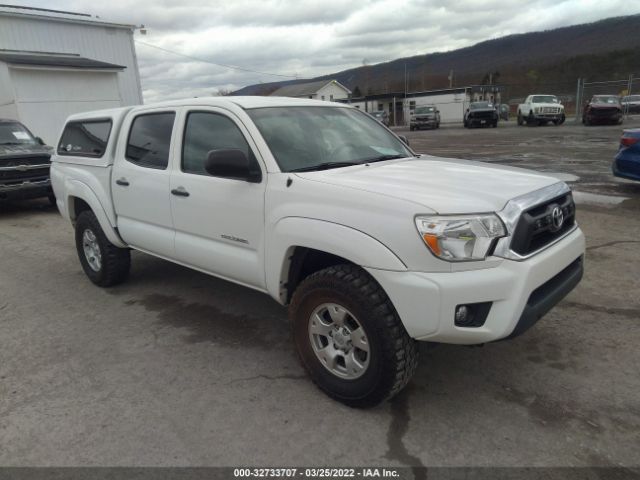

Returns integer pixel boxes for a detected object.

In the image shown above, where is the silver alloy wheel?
[82,228,102,272]
[308,303,370,380]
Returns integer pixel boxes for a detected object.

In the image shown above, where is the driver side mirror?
[35,137,45,145]
[398,135,409,146]
[204,149,261,183]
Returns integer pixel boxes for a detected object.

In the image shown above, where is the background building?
[0,5,142,144]
[270,79,351,102]
[347,85,502,125]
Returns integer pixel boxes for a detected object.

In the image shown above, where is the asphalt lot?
[1,118,639,469]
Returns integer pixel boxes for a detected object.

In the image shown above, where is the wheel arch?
[266,217,407,304]
[65,181,127,248]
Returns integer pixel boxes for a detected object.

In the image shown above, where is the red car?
[582,95,623,125]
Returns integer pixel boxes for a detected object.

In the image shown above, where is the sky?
[8,0,640,102]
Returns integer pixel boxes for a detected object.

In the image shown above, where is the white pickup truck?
[51,97,585,407]
[517,95,566,126]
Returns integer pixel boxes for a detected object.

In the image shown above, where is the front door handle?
[171,187,190,197]
[115,178,129,186]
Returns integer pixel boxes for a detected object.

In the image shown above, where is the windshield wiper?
[289,161,360,172]
[358,154,407,164]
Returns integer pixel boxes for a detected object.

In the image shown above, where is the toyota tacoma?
[51,97,585,408]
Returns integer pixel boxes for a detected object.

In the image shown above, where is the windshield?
[247,107,413,172]
[415,107,435,114]
[470,102,493,110]
[531,95,559,104]
[372,111,385,117]
[592,96,619,104]
[0,122,37,146]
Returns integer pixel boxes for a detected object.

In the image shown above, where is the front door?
[112,110,177,258]
[170,108,267,289]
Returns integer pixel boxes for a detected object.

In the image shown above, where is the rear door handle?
[171,187,190,197]
[115,178,129,186]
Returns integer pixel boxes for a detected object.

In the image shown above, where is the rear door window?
[58,120,112,158]
[126,112,176,169]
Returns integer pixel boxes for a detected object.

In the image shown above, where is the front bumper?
[411,119,437,128]
[468,117,496,125]
[532,113,563,121]
[0,179,52,201]
[366,227,585,344]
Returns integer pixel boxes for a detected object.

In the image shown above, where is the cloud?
[5,0,640,102]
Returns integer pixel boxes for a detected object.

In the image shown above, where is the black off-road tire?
[517,112,524,126]
[75,210,130,287]
[289,264,418,408]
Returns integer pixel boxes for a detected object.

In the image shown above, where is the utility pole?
[404,63,408,126]
[448,70,453,89]
[574,78,582,124]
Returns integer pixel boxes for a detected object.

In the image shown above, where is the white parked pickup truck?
[517,94,566,126]
[51,97,585,407]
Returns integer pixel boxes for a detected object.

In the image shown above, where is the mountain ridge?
[232,14,640,98]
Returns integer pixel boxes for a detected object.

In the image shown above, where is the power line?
[135,40,300,79]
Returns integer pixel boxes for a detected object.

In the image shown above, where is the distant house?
[270,79,351,102]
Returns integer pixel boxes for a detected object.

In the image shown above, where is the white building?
[270,79,351,102]
[0,5,142,144]
[348,88,466,125]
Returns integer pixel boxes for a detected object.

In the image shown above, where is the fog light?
[454,302,493,327]
[455,305,470,325]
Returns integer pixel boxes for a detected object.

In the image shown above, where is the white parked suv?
[51,97,585,407]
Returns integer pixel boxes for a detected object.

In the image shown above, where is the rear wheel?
[517,112,524,126]
[289,264,418,408]
[75,210,130,287]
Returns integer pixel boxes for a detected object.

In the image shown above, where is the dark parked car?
[621,95,640,115]
[409,106,440,130]
[612,129,640,181]
[0,119,53,203]
[464,102,498,128]
[582,95,623,125]
[370,110,389,126]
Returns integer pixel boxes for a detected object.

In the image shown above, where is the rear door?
[170,108,267,289]
[112,109,177,258]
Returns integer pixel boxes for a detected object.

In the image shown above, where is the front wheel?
[75,210,130,287]
[517,112,524,126]
[289,264,418,408]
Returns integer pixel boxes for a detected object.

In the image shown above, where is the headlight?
[415,214,506,262]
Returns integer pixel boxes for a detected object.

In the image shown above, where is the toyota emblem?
[551,206,564,231]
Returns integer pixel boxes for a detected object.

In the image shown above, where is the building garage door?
[10,67,122,145]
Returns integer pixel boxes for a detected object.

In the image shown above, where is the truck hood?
[294,156,561,214]
[0,143,51,160]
